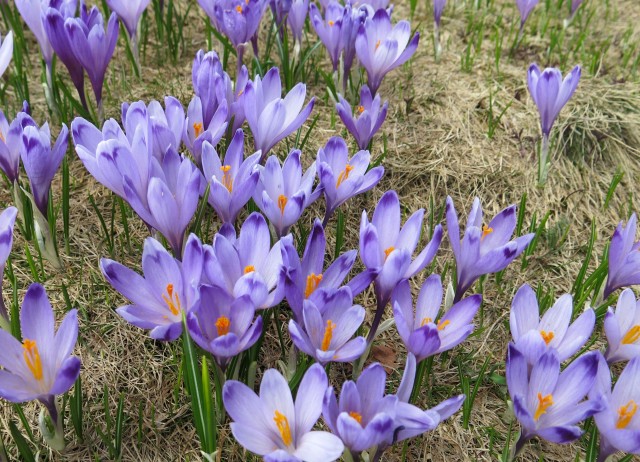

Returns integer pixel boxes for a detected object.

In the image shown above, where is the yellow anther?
[349,411,363,424]
[244,265,255,274]
[384,246,395,260]
[162,283,181,316]
[321,320,336,351]
[235,5,243,12]
[622,325,640,345]
[481,224,493,239]
[336,164,354,188]
[420,317,433,327]
[616,400,637,429]
[273,410,293,446]
[357,105,365,114]
[22,339,43,381]
[540,330,554,345]
[328,20,335,26]
[437,319,450,331]
[193,122,204,138]
[304,273,323,299]
[0,130,5,142]
[534,393,553,421]
[220,165,233,192]
[215,316,231,336]
[278,195,288,216]
[375,39,381,50]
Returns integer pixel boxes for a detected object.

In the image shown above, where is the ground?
[1,0,640,460]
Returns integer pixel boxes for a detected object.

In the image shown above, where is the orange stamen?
[193,122,204,138]
[235,5,243,12]
[481,224,493,239]
[220,165,233,192]
[420,317,433,327]
[304,273,323,299]
[540,330,554,345]
[534,393,553,421]
[278,195,288,215]
[162,284,181,316]
[328,20,335,26]
[22,339,43,381]
[336,164,354,188]
[375,39,381,50]
[622,325,640,345]
[437,319,450,331]
[321,320,336,351]
[215,316,231,336]
[384,246,395,260]
[273,410,293,446]
[357,105,365,114]
[616,400,637,429]
[244,265,255,274]
[349,411,363,425]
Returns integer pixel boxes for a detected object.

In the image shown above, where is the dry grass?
[1,0,640,460]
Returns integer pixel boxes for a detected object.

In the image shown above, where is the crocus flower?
[603,213,640,299]
[65,5,119,115]
[106,0,150,41]
[335,85,388,150]
[341,4,368,84]
[191,50,228,127]
[355,9,419,94]
[223,363,344,461]
[445,196,534,302]
[317,136,384,224]
[244,67,315,161]
[0,108,32,183]
[183,96,228,166]
[289,287,367,364]
[309,1,346,72]
[433,0,446,27]
[0,31,13,79]
[0,206,17,330]
[203,212,288,309]
[516,0,539,29]
[592,356,640,462]
[282,218,375,322]
[509,284,595,365]
[360,190,442,342]
[506,344,603,451]
[253,150,320,237]
[287,0,309,54]
[392,275,482,362]
[101,234,203,341]
[20,119,69,216]
[603,288,640,364]
[187,284,262,369]
[201,132,261,224]
[270,0,292,31]
[570,0,583,17]
[15,0,54,67]
[0,283,80,448]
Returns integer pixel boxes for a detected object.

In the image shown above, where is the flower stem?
[537,134,550,186]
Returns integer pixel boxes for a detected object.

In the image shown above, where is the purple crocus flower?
[223,363,344,461]
[433,0,446,27]
[516,0,539,29]
[506,344,603,453]
[446,196,534,302]
[604,288,640,364]
[282,218,375,322]
[355,9,419,95]
[335,85,388,150]
[203,212,288,309]
[509,284,595,366]
[592,356,640,462]
[106,0,150,40]
[253,149,320,237]
[317,136,384,224]
[101,234,203,341]
[0,283,80,448]
[244,67,315,161]
[270,0,292,31]
[20,119,69,217]
[287,0,309,54]
[201,132,261,225]
[65,5,119,115]
[604,213,640,299]
[15,0,54,67]
[289,287,367,364]
[392,275,482,362]
[0,32,13,79]
[341,4,368,85]
[570,0,583,17]
[187,284,262,369]
[360,190,443,342]
[183,95,228,166]
[191,50,229,128]
[0,108,32,184]
[0,206,18,330]
[309,1,346,72]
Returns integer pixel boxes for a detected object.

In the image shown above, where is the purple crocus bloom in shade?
[244,67,316,161]
[603,213,640,299]
[287,0,309,54]
[516,0,539,28]
[201,133,261,224]
[203,212,288,309]
[392,275,482,362]
[65,5,119,115]
[223,363,344,461]
[0,206,18,330]
[445,196,535,302]
[0,109,32,183]
[317,136,383,225]
[282,218,376,322]
[0,283,80,440]
[187,284,262,369]
[253,150,320,237]
[360,190,443,342]
[506,344,604,454]
[335,85,388,150]
[289,287,367,365]
[509,284,595,366]
[0,31,13,79]
[309,1,346,72]
[124,149,201,256]
[433,0,446,27]
[15,0,54,67]
[101,234,203,342]
[603,288,640,364]
[106,0,150,40]
[355,9,420,95]
[20,120,69,216]
[591,355,640,462]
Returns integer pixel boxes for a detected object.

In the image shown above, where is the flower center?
[321,320,336,351]
[384,246,395,260]
[273,410,293,446]
[278,195,288,216]
[328,20,335,26]
[349,411,363,425]
[616,400,638,429]
[304,273,323,299]
[162,283,181,316]
[357,105,365,114]
[193,122,204,138]
[540,330,554,345]
[481,224,493,240]
[235,5,243,13]
[215,316,231,336]
[244,265,255,274]
[622,325,640,345]
[336,164,353,188]
[220,165,233,192]
[22,339,43,381]
[534,393,553,421]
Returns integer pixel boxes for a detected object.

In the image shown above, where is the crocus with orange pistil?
[603,213,640,299]
[604,288,640,364]
[309,1,346,72]
[335,85,388,150]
